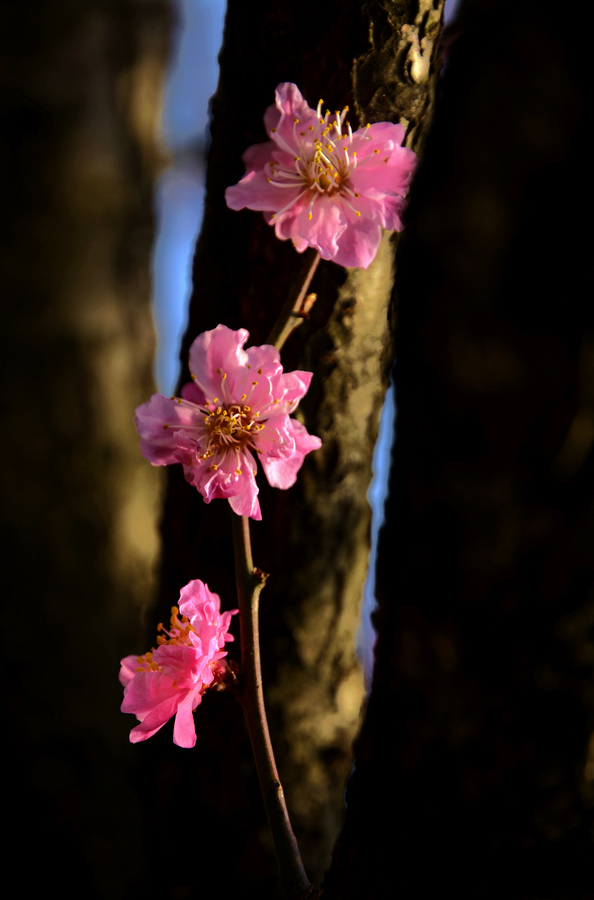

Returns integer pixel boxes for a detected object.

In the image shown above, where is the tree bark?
[0,2,169,895]
[156,1,445,892]
[324,0,594,895]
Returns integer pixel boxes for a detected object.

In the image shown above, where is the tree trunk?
[0,2,169,895]
[324,0,594,895]
[156,1,445,892]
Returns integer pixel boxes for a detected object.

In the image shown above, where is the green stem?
[267,248,320,351]
[231,513,311,900]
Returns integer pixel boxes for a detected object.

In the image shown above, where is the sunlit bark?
[157,1,444,891]
[0,2,169,893]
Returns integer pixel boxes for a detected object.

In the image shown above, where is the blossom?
[135,324,321,520]
[119,579,238,748]
[225,82,417,269]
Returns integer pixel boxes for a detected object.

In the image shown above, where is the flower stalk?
[232,512,311,900]
[267,247,320,350]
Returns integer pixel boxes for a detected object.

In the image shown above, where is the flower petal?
[333,215,384,269]
[188,324,249,400]
[135,393,200,465]
[172,691,199,748]
[259,417,321,489]
[225,83,417,268]
[225,165,303,213]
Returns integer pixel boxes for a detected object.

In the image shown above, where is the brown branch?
[232,512,311,900]
[266,247,320,350]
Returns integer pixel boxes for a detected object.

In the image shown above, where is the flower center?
[203,403,262,453]
[134,606,195,673]
[267,101,371,221]
[310,143,342,193]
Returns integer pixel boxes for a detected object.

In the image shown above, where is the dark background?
[1,1,593,897]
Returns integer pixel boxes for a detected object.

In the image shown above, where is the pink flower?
[225,82,417,269]
[119,579,238,748]
[135,324,321,520]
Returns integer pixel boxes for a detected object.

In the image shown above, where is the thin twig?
[231,513,311,900]
[267,247,320,350]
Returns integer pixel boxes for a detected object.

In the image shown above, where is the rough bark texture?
[323,0,594,896]
[152,1,445,893]
[0,2,169,895]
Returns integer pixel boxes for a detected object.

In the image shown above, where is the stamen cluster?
[119,580,237,748]
[134,324,321,520]
[226,82,417,269]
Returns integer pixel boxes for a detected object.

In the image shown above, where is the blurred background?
[3,0,593,897]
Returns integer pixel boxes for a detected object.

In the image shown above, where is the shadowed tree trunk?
[7,0,589,897]
[324,0,594,896]
[0,2,169,895]
[152,0,445,893]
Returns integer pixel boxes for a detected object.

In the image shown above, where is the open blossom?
[225,82,417,269]
[135,324,321,520]
[119,580,238,748]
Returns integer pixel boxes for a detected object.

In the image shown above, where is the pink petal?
[225,166,303,213]
[241,139,276,175]
[135,393,200,465]
[227,459,262,520]
[293,195,345,260]
[172,691,199,748]
[259,417,321,489]
[188,325,249,400]
[274,370,313,412]
[268,83,318,149]
[153,643,207,688]
[179,579,217,619]
[364,120,406,146]
[119,655,139,688]
[180,380,206,405]
[128,692,184,743]
[333,216,384,269]
[350,146,416,193]
[244,342,282,377]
